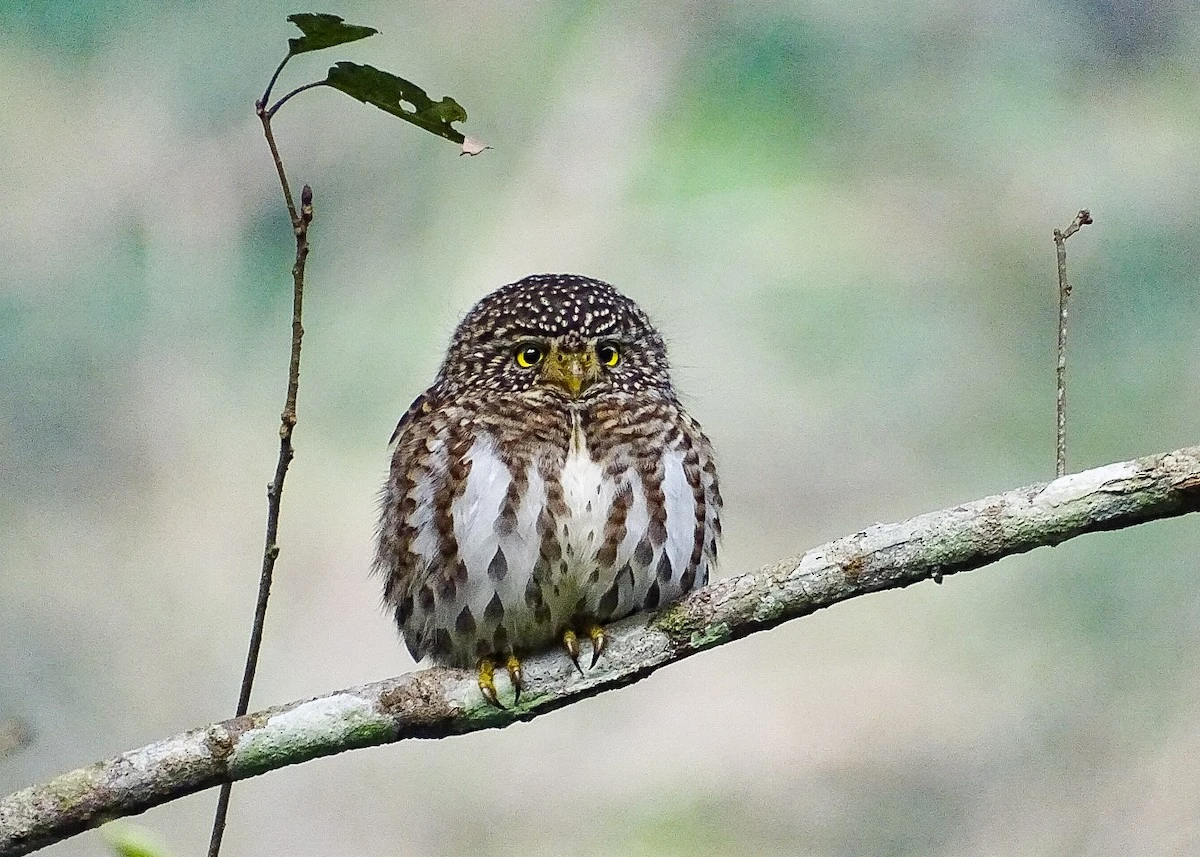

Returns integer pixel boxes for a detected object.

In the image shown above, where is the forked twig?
[203,16,478,852]
[205,90,314,857]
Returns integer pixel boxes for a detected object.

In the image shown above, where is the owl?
[375,274,721,705]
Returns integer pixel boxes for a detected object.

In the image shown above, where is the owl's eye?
[597,343,620,367]
[514,344,545,368]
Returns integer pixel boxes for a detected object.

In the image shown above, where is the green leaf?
[287,13,377,55]
[324,61,483,150]
[103,823,172,857]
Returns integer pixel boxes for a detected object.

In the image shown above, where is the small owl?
[375,274,721,705]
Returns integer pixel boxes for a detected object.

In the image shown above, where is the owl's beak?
[542,349,598,397]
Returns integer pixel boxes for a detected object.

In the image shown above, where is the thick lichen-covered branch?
[2,445,1198,857]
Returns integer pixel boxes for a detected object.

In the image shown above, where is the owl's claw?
[477,658,502,708]
[506,654,524,704]
[587,624,607,668]
[562,629,584,675]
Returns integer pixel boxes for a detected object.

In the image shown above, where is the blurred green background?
[2,1,1199,855]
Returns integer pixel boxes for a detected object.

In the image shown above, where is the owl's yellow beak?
[542,348,598,397]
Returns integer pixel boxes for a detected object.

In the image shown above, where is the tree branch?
[3,445,1198,857]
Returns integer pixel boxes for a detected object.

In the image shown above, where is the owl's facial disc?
[540,344,599,398]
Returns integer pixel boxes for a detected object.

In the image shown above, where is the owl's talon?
[477,658,503,708]
[506,654,524,704]
[587,624,607,668]
[562,629,584,675]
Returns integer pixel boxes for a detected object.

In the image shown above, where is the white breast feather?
[558,426,614,570]
[452,437,511,583]
[661,448,694,588]
[493,463,546,623]
[617,470,650,569]
[409,437,447,567]
[426,426,703,653]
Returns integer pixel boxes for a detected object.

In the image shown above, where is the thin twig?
[205,103,315,857]
[1053,208,1093,477]
[4,444,1199,857]
[258,110,297,224]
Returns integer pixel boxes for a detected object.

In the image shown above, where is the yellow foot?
[562,629,584,675]
[506,653,524,704]
[587,624,607,668]
[477,658,501,708]
[478,655,524,708]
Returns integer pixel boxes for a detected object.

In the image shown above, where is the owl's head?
[438,274,672,400]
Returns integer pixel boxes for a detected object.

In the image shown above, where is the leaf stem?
[267,81,329,120]
[259,53,293,111]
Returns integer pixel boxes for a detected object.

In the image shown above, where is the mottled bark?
[3,445,1198,857]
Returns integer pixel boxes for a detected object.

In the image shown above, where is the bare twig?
[204,102,315,857]
[1053,208,1094,477]
[4,445,1198,857]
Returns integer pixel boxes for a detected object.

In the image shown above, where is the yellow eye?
[515,344,545,368]
[598,343,620,367]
